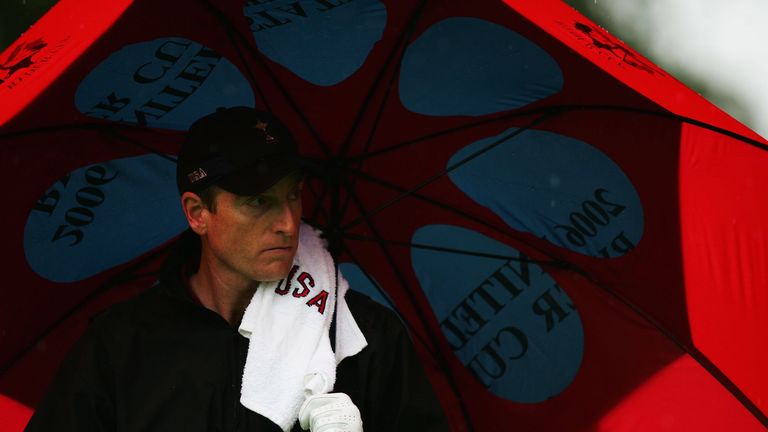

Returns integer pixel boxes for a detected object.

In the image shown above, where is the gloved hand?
[298,392,363,432]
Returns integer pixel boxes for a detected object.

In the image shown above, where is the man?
[25,107,449,431]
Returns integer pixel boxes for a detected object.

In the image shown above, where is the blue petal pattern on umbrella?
[399,17,563,116]
[412,224,583,403]
[244,0,387,86]
[23,155,186,283]
[340,262,396,312]
[448,128,644,258]
[75,37,255,130]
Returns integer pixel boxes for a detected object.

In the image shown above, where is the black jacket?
[26,235,449,431]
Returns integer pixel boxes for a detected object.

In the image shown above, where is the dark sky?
[0,0,59,53]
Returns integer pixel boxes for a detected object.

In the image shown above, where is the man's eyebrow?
[237,193,266,204]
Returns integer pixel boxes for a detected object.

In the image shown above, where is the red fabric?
[0,0,133,125]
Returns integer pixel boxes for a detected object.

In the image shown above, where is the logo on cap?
[254,120,278,144]
[187,168,208,184]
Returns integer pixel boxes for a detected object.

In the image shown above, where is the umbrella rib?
[342,111,556,231]
[350,104,768,164]
[344,190,439,352]
[0,123,176,164]
[346,207,472,427]
[306,177,331,223]
[346,167,584,266]
[336,1,429,226]
[341,181,475,430]
[347,237,768,427]
[342,233,573,270]
[100,127,178,163]
[336,0,428,159]
[336,239,479,430]
[342,100,768,231]
[208,8,335,160]
[572,267,768,428]
[348,108,555,163]
[0,247,168,377]
[0,123,179,164]
[567,103,768,152]
[336,241,428,344]
[339,101,768,425]
[200,0,273,112]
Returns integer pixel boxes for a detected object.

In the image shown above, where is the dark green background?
[1,0,59,52]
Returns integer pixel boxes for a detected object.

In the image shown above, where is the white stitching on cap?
[187,168,208,183]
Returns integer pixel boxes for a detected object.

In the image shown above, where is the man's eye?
[287,189,301,201]
[245,196,267,207]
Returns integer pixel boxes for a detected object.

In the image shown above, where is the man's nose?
[273,201,300,236]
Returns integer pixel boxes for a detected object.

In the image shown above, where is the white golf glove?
[298,392,363,432]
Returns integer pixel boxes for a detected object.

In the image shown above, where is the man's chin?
[253,265,295,283]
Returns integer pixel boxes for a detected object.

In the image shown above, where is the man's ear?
[181,191,208,235]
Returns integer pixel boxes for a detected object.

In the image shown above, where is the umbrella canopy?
[2,0,767,430]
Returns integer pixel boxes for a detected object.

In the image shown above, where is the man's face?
[202,174,303,285]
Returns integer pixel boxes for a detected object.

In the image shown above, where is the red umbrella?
[2,0,767,430]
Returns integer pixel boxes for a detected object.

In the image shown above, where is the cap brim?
[216,155,302,196]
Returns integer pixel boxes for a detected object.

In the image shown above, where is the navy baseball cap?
[177,107,301,196]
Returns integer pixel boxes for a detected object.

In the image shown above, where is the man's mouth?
[263,246,293,253]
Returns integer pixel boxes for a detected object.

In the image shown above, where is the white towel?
[238,223,368,431]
